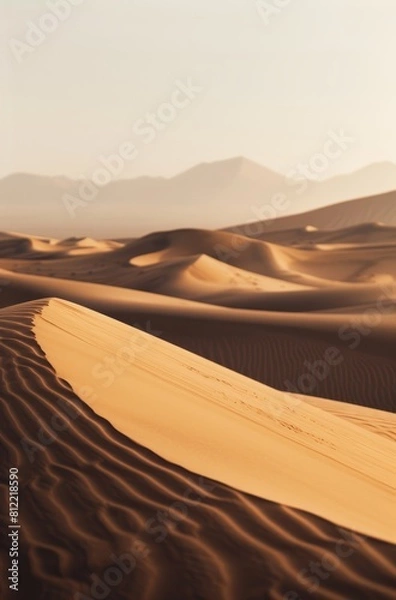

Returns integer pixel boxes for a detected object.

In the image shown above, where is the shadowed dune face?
[1,300,396,600]
[157,319,396,412]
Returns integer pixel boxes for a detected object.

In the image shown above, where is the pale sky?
[2,0,396,180]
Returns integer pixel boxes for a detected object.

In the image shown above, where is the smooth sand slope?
[241,223,396,247]
[34,298,396,544]
[228,190,396,236]
[1,299,395,600]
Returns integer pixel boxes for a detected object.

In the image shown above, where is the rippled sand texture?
[0,300,395,600]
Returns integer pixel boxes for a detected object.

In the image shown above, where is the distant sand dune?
[161,322,396,412]
[2,229,396,310]
[228,191,396,236]
[231,222,396,247]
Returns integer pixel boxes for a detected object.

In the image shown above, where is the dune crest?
[34,298,396,544]
[298,394,396,442]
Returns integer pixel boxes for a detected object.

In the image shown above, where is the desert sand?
[1,196,396,599]
[0,299,395,600]
[298,394,396,442]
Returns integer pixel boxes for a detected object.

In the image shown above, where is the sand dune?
[229,191,396,236]
[0,231,120,260]
[1,299,395,600]
[124,227,396,285]
[246,222,396,247]
[34,298,396,544]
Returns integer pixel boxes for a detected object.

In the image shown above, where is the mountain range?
[1,157,396,237]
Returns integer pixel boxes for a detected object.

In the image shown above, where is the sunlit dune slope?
[34,298,396,544]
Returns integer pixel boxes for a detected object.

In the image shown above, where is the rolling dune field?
[1,196,396,599]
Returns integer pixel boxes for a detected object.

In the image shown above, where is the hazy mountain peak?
[173,156,281,185]
[221,156,280,181]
